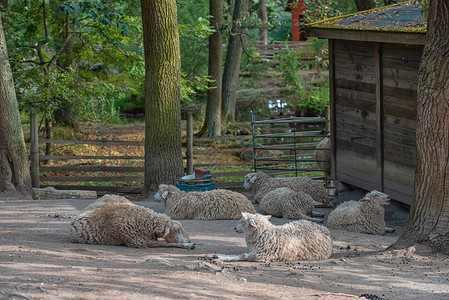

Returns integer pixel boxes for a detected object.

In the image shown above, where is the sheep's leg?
[213,253,255,262]
[313,200,324,207]
[146,240,195,250]
[312,210,325,218]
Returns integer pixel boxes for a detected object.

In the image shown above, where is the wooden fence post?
[30,113,40,188]
[186,112,194,175]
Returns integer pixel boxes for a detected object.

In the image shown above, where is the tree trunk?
[355,0,376,11]
[258,0,268,45]
[222,0,251,123]
[0,18,33,199]
[392,0,449,254]
[203,0,223,137]
[140,0,184,194]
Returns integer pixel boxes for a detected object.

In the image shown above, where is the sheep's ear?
[262,214,271,220]
[250,176,256,183]
[163,227,170,237]
[248,219,257,227]
[241,212,248,218]
[359,198,370,203]
[162,191,169,199]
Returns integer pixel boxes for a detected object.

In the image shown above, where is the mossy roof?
[309,2,426,33]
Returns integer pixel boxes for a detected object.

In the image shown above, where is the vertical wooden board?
[384,160,415,187]
[336,148,379,191]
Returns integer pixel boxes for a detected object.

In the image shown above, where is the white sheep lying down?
[71,194,195,249]
[155,184,256,220]
[214,212,333,262]
[244,172,333,208]
[259,187,324,222]
[326,190,391,235]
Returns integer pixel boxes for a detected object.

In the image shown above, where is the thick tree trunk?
[0,18,33,199]
[258,0,268,45]
[221,0,251,123]
[392,0,449,254]
[355,0,376,11]
[203,0,223,137]
[140,0,184,194]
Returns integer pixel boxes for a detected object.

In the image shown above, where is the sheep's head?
[163,220,195,249]
[235,212,271,233]
[243,172,267,189]
[154,184,179,202]
[360,190,391,206]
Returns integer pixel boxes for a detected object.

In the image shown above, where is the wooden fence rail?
[27,109,330,195]
[28,112,256,194]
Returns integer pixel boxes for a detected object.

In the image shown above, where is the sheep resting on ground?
[71,194,195,249]
[155,184,256,220]
[214,212,333,262]
[326,190,391,235]
[243,171,333,208]
[259,187,324,222]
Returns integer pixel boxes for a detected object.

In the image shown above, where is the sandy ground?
[0,190,448,300]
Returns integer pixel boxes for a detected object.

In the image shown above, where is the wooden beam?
[329,39,337,181]
[40,176,144,182]
[40,185,143,194]
[40,166,144,172]
[307,27,426,45]
[375,43,385,191]
[38,139,144,147]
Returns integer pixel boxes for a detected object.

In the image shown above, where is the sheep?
[314,137,337,197]
[154,184,256,220]
[243,171,333,208]
[214,212,333,262]
[326,190,391,235]
[314,137,331,180]
[259,187,324,222]
[71,194,195,249]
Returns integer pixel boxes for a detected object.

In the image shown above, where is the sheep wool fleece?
[259,187,314,219]
[71,194,172,247]
[246,172,332,207]
[158,184,256,220]
[327,199,386,235]
[244,214,332,262]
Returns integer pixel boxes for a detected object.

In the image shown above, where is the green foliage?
[276,42,329,115]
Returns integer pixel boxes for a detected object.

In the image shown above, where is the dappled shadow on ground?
[0,197,447,300]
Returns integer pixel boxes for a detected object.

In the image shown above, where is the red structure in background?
[286,0,307,41]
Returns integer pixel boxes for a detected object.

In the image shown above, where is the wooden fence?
[28,112,330,195]
[28,113,256,194]
[256,41,313,61]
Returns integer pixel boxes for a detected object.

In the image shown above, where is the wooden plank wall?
[333,39,423,205]
[334,40,379,193]
[382,43,423,204]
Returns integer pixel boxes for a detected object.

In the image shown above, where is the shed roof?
[307,2,426,45]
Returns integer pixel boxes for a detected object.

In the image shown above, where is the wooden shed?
[307,2,426,205]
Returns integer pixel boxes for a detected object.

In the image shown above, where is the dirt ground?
[1,190,448,300]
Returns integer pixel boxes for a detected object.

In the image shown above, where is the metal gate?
[251,109,335,197]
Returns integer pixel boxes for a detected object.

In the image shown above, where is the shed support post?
[375,43,384,191]
[329,39,337,181]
